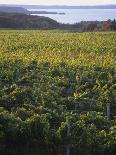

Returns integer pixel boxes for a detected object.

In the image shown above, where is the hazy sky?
[0,0,116,5]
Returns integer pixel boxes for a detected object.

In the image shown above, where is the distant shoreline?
[0,6,65,15]
[0,4,116,9]
[30,11,65,15]
[1,4,116,10]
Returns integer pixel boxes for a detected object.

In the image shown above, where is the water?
[29,9,116,24]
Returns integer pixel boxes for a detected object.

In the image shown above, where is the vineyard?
[0,30,116,155]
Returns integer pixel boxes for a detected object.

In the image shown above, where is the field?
[0,31,115,67]
[0,30,116,155]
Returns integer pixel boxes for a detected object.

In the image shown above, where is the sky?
[0,0,116,5]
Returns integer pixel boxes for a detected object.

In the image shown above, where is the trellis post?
[107,103,110,121]
[67,119,71,155]
[32,61,39,105]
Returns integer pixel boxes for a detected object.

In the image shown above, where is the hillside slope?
[0,13,59,29]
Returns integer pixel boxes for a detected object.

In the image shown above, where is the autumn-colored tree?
[102,20,111,31]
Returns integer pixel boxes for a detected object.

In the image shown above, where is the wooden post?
[91,111,95,121]
[32,61,39,105]
[66,144,70,155]
[67,119,71,155]
[107,103,110,121]
[34,82,39,104]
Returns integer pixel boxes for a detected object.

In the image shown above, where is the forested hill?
[0,13,59,29]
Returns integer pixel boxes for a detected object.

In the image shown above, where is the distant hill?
[0,13,59,29]
[0,6,28,14]
[1,4,116,9]
[0,6,65,14]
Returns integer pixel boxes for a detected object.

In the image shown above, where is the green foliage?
[0,13,59,29]
[0,31,115,155]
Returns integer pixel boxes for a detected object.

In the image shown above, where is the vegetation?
[0,12,116,31]
[0,13,59,29]
[0,31,115,155]
[61,20,116,32]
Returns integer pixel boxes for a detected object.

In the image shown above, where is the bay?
[29,9,116,24]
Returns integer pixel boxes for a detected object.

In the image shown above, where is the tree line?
[0,12,116,31]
